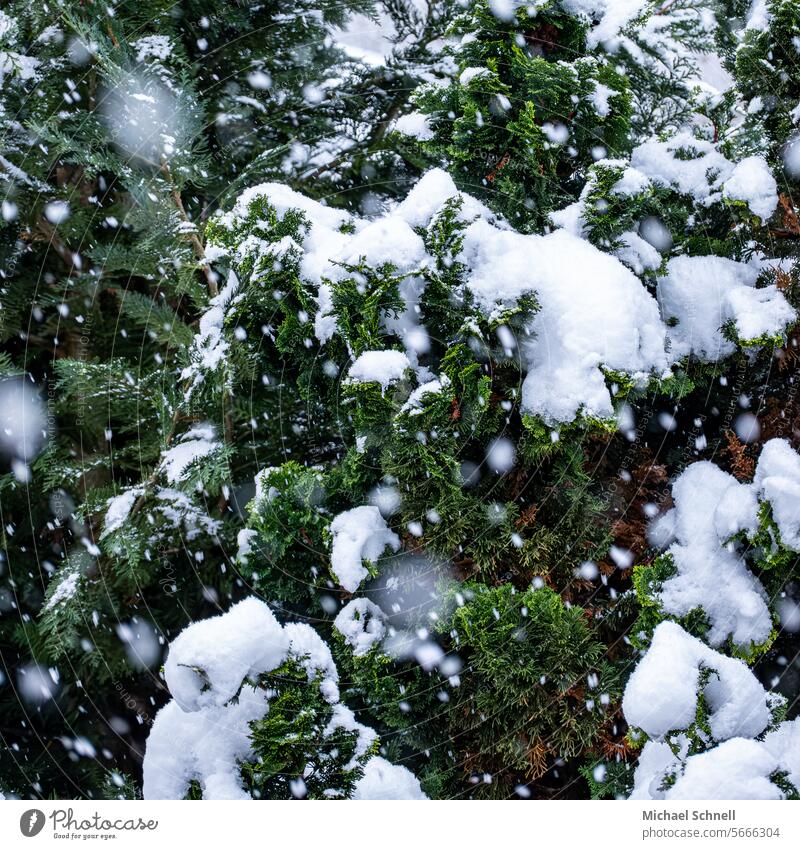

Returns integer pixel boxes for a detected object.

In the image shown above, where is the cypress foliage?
[1,0,799,802]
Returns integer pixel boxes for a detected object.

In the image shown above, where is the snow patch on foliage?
[723,156,778,221]
[752,438,800,551]
[324,703,378,770]
[559,0,650,48]
[163,597,288,713]
[180,271,240,395]
[102,488,143,537]
[236,528,258,562]
[647,439,800,650]
[458,222,668,422]
[206,165,790,428]
[352,756,428,800]
[657,256,794,361]
[133,35,173,63]
[329,506,401,593]
[648,461,768,649]
[745,0,771,32]
[144,684,270,800]
[624,621,772,742]
[345,350,411,392]
[630,716,800,800]
[334,598,387,656]
[459,66,492,86]
[158,424,219,484]
[399,374,451,415]
[630,736,793,800]
[284,621,340,703]
[44,570,80,611]
[631,132,778,221]
[393,111,434,141]
[762,717,800,792]
[613,231,662,274]
[144,598,423,799]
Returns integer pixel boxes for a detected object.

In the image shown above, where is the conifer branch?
[160,159,219,298]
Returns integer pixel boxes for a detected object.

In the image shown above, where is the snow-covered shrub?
[623,621,799,800]
[3,0,800,804]
[735,0,800,167]
[143,598,426,800]
[550,137,794,364]
[196,165,791,449]
[405,0,726,230]
[196,167,677,429]
[616,439,800,798]
[633,438,800,661]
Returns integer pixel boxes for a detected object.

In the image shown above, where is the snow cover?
[44,570,80,611]
[626,440,800,804]
[399,374,450,415]
[631,132,778,221]
[745,0,771,33]
[560,0,649,48]
[329,506,401,593]
[143,598,425,800]
[762,717,800,793]
[752,438,800,550]
[646,439,800,651]
[103,483,219,545]
[459,220,668,423]
[723,156,779,222]
[393,111,434,141]
[623,621,772,741]
[459,66,492,86]
[101,487,143,537]
[630,718,800,800]
[153,488,221,540]
[0,11,38,88]
[352,756,428,800]
[323,703,378,772]
[630,737,789,800]
[284,621,340,704]
[133,35,173,63]
[213,168,673,425]
[657,255,794,360]
[345,350,411,392]
[666,739,783,800]
[144,686,272,800]
[200,148,787,428]
[0,11,14,40]
[613,231,662,275]
[158,424,219,484]
[180,271,240,395]
[334,598,387,656]
[163,597,289,712]
[647,461,767,649]
[236,527,258,562]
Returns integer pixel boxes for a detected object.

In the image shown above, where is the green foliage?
[412,1,631,230]
[338,582,622,798]
[581,759,635,800]
[242,463,334,608]
[734,0,800,168]
[242,659,376,799]
[439,583,619,794]
[631,555,712,651]
[2,0,799,805]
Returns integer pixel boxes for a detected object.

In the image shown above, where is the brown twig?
[160,159,219,297]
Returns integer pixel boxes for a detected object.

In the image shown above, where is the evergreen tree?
[0,0,399,797]
[1,0,800,803]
